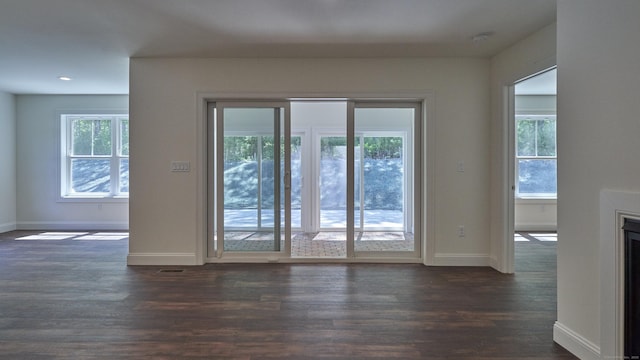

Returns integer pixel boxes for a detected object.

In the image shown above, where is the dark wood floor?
[0,231,576,359]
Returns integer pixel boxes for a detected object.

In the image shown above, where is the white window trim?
[515,114,557,200]
[57,110,129,203]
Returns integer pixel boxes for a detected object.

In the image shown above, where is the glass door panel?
[290,136,302,229]
[260,135,277,229]
[216,105,289,254]
[361,135,404,229]
[354,136,362,230]
[353,106,416,254]
[316,135,348,257]
[319,136,347,229]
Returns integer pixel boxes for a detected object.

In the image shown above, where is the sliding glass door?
[213,102,291,256]
[208,99,421,260]
[352,104,419,255]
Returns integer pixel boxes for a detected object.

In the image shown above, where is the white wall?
[129,58,491,265]
[515,95,556,114]
[0,92,16,233]
[16,95,129,230]
[515,199,557,231]
[515,95,557,231]
[555,1,640,358]
[490,23,557,272]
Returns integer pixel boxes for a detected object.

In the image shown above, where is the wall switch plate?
[171,161,190,172]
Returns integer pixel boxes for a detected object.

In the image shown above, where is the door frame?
[210,101,292,260]
[352,101,422,258]
[501,66,557,273]
[196,91,434,264]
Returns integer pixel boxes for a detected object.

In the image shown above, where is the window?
[516,115,556,198]
[60,114,129,199]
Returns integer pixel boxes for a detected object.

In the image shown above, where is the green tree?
[72,119,93,155]
[517,119,536,156]
[537,119,556,156]
[364,137,402,159]
[120,119,129,156]
[72,119,111,156]
[93,119,112,155]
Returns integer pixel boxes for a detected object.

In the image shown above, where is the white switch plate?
[171,161,190,172]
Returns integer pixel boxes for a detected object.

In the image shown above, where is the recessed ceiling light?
[58,76,72,81]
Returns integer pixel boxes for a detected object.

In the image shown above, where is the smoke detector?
[471,32,494,44]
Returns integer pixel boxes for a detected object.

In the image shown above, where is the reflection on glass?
[320,136,347,229]
[72,119,112,156]
[354,107,413,252]
[120,119,129,156]
[71,159,111,193]
[119,159,129,193]
[222,108,284,252]
[518,159,557,195]
[290,137,302,228]
[516,116,557,197]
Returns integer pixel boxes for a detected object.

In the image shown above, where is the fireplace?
[624,218,640,357]
[600,190,640,358]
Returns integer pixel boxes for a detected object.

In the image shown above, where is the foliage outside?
[72,119,112,156]
[223,135,404,211]
[68,117,129,194]
[516,117,557,196]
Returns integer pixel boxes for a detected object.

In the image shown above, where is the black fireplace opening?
[624,218,640,357]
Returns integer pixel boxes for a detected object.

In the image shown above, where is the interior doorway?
[512,68,557,271]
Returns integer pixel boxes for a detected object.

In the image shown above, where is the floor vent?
[158,269,184,273]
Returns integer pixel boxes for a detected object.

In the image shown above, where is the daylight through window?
[516,115,557,198]
[61,114,129,198]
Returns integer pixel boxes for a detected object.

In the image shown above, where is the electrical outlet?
[458,225,465,237]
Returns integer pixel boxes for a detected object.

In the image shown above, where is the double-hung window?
[516,114,557,198]
[60,114,129,199]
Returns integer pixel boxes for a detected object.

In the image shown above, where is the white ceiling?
[515,68,557,95]
[0,0,556,94]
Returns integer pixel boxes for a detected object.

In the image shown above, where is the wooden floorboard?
[0,231,576,359]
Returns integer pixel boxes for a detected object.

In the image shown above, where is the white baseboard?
[0,222,17,233]
[488,256,500,271]
[127,253,200,266]
[432,253,490,266]
[553,322,600,360]
[17,221,128,231]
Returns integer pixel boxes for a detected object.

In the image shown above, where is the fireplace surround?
[624,218,640,356]
[600,190,640,358]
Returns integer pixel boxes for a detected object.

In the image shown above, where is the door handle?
[285,171,291,189]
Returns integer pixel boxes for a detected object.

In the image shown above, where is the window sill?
[515,198,557,205]
[57,195,129,203]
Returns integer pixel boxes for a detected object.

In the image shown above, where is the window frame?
[515,114,557,199]
[58,112,129,202]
